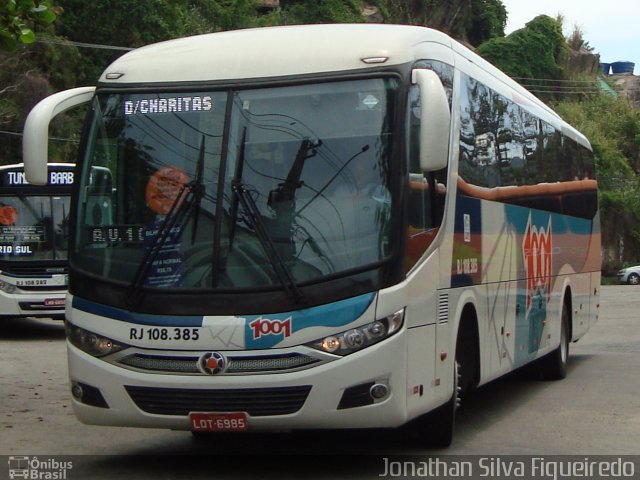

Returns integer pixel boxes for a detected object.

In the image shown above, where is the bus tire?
[537,302,569,380]
[456,312,479,395]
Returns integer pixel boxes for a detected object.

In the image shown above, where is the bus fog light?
[369,383,389,400]
[71,382,83,400]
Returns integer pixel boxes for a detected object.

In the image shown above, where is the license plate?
[44,298,65,308]
[190,412,249,432]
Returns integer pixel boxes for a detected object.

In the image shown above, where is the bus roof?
[99,24,452,84]
[98,23,590,149]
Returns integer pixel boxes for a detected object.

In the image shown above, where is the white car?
[618,265,640,285]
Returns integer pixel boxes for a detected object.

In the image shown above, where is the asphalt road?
[1,285,639,479]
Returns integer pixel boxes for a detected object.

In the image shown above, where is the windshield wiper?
[231,180,304,304]
[229,133,311,303]
[268,137,319,208]
[126,139,206,308]
[190,135,206,243]
[227,127,247,250]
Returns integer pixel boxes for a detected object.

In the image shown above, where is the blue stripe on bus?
[71,297,204,327]
[72,291,375,339]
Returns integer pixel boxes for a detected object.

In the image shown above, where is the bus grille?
[2,265,68,276]
[125,385,312,416]
[16,285,66,292]
[117,352,321,375]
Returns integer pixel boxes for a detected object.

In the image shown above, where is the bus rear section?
[0,163,74,319]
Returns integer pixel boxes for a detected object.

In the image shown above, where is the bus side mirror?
[23,86,95,185]
[411,69,450,172]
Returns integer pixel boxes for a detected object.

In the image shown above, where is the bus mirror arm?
[411,69,450,172]
[23,86,95,185]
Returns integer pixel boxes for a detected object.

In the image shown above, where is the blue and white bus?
[22,24,600,446]
[0,163,75,319]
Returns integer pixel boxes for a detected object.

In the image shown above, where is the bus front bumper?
[0,289,66,318]
[66,331,411,431]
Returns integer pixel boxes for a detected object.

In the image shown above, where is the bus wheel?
[537,303,569,380]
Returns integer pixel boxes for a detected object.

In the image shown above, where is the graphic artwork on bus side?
[522,213,553,354]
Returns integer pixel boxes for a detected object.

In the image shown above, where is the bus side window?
[407,173,446,230]
[408,174,431,228]
[405,77,448,272]
[405,174,445,273]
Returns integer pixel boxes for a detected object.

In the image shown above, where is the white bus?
[0,163,75,319]
[22,24,600,446]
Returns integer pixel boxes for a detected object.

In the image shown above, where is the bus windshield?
[74,78,397,292]
[0,194,70,261]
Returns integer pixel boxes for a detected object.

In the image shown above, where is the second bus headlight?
[307,309,404,356]
[65,322,128,357]
[0,279,17,294]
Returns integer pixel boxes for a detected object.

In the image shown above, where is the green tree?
[52,0,285,83]
[0,35,85,164]
[0,0,59,51]
[279,0,363,24]
[476,15,567,88]
[54,0,196,83]
[468,0,506,46]
[383,0,506,46]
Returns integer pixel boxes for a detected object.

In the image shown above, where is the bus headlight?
[65,322,128,357]
[307,309,404,356]
[0,279,17,294]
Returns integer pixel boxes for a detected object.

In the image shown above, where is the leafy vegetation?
[0,0,59,51]
[383,0,506,46]
[476,15,567,94]
[279,0,363,23]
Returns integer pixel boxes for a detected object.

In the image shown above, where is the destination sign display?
[0,169,75,187]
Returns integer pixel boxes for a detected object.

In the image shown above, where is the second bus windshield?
[0,195,70,262]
